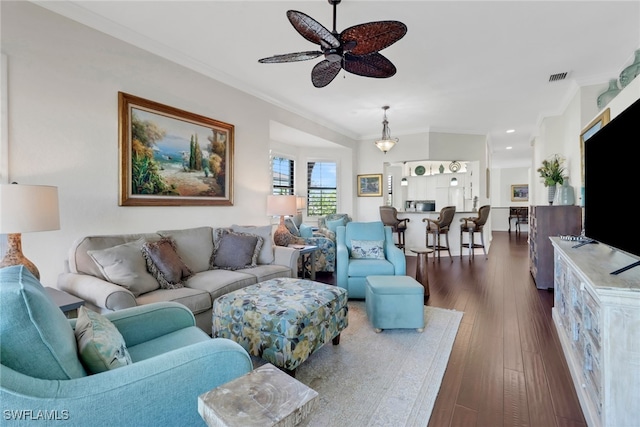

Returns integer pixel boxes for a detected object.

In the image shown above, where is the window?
[386,174,393,206]
[307,161,337,216]
[272,156,294,195]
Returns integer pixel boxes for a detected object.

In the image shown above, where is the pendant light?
[374,106,398,154]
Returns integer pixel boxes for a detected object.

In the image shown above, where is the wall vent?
[549,72,568,82]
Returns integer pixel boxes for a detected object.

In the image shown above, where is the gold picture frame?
[510,184,528,202]
[357,174,383,197]
[119,92,234,206]
[580,108,610,187]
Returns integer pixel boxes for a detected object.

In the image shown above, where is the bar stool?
[410,247,434,299]
[423,206,456,262]
[460,205,491,260]
[379,206,410,253]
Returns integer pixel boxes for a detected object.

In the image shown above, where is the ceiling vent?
[548,72,568,82]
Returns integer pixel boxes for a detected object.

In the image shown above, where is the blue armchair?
[0,265,252,426]
[336,221,406,299]
[285,217,337,273]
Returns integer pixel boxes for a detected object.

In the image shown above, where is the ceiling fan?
[258,0,407,88]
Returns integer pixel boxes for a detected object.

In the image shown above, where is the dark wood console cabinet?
[529,205,581,289]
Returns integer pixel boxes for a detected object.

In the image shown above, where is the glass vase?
[548,185,556,205]
[620,49,640,88]
[553,179,575,206]
[597,79,621,109]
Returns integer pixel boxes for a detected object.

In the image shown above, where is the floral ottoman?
[212,278,348,374]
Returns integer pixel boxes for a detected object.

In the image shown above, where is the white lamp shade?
[266,195,297,216]
[0,184,60,234]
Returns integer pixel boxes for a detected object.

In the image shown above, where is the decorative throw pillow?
[326,217,346,233]
[87,238,159,296]
[231,224,274,264]
[210,231,263,270]
[141,238,192,289]
[74,306,132,374]
[299,224,314,238]
[351,240,386,259]
[284,217,300,236]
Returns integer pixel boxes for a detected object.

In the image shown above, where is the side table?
[45,287,85,318]
[288,244,319,280]
[198,363,318,426]
[409,247,434,299]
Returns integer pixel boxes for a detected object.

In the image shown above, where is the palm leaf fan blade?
[287,10,340,48]
[340,21,407,56]
[343,53,396,78]
[259,51,323,63]
[311,60,342,87]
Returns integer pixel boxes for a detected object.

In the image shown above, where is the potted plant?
[537,154,565,204]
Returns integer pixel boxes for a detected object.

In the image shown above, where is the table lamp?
[293,195,307,227]
[0,184,60,280]
[266,195,297,246]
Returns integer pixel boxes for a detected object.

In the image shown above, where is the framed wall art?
[357,174,382,197]
[510,184,529,202]
[580,108,610,188]
[119,92,233,206]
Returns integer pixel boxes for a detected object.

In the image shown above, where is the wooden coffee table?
[198,363,318,426]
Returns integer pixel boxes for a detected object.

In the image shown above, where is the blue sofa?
[336,221,406,299]
[0,265,252,426]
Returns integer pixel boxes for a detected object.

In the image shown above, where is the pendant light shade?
[374,106,398,154]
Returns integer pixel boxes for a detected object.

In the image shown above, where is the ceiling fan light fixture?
[375,106,398,154]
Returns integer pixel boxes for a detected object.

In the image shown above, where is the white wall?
[1,2,358,285]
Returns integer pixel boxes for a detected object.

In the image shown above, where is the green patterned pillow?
[75,306,132,374]
[351,240,385,259]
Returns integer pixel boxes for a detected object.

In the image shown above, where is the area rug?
[252,301,463,427]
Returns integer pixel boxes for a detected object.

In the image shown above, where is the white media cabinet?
[550,237,640,427]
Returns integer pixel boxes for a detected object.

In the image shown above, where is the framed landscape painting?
[510,184,529,202]
[119,92,234,206]
[357,174,383,197]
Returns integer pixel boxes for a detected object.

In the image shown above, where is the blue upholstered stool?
[365,275,425,333]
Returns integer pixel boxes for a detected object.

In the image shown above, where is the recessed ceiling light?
[506,129,515,133]
[506,146,513,150]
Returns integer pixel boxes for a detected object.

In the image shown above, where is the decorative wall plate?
[449,161,461,172]
[415,165,426,175]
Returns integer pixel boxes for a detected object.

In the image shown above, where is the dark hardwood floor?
[315,231,586,427]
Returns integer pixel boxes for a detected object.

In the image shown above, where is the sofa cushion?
[75,306,132,374]
[350,239,386,260]
[141,238,193,289]
[211,232,263,270]
[87,238,159,296]
[299,224,314,238]
[231,224,274,264]
[186,269,258,302]
[157,226,214,273]
[136,287,212,316]
[0,266,87,380]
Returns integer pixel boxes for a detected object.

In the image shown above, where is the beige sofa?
[57,226,298,333]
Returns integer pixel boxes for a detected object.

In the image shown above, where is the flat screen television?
[583,96,640,274]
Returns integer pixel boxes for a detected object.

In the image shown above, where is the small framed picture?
[357,174,383,197]
[511,184,529,202]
